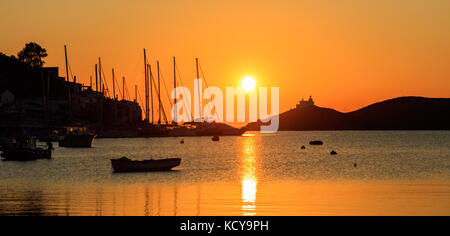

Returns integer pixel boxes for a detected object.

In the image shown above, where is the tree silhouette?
[17,42,48,69]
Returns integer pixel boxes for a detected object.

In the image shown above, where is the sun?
[241,76,256,91]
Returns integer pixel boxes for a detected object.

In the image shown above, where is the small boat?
[1,136,53,161]
[330,150,337,155]
[111,157,181,172]
[168,121,247,137]
[309,140,323,145]
[59,126,97,148]
[1,145,52,161]
[212,136,220,141]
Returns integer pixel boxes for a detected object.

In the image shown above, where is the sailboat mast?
[95,64,98,92]
[98,58,103,95]
[196,58,201,122]
[112,69,116,100]
[173,57,177,124]
[157,61,161,125]
[123,76,125,100]
[64,45,73,123]
[196,58,200,78]
[144,49,149,122]
[64,45,70,82]
[148,64,154,124]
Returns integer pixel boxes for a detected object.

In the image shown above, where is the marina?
[0,46,247,142]
[1,0,450,219]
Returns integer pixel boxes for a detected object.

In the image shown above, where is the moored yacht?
[59,126,97,148]
[1,134,53,161]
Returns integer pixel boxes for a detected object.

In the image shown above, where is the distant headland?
[247,96,450,131]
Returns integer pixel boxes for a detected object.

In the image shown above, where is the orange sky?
[1,0,449,115]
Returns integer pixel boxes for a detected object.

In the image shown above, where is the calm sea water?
[0,131,449,216]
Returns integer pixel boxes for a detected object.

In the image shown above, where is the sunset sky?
[1,0,449,115]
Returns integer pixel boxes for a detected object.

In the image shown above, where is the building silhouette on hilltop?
[297,96,315,109]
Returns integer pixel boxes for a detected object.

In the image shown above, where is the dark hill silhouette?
[247,97,450,131]
[0,52,69,99]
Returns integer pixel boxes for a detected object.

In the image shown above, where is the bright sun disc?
[241,76,256,91]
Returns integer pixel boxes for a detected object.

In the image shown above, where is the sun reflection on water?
[241,137,258,216]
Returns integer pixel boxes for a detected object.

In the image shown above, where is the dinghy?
[111,157,181,172]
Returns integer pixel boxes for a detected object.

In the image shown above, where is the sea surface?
[0,131,449,216]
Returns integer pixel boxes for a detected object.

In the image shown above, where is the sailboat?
[136,49,172,137]
[59,125,97,148]
[136,54,246,137]
[55,46,97,148]
[168,58,247,137]
[1,134,53,160]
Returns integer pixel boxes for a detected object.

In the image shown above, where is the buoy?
[309,140,323,145]
[354,163,357,168]
[301,146,306,149]
[180,140,184,144]
[330,150,337,155]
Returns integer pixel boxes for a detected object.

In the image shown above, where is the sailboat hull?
[1,146,52,161]
[59,134,97,148]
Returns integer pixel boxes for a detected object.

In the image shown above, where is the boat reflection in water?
[240,137,258,216]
